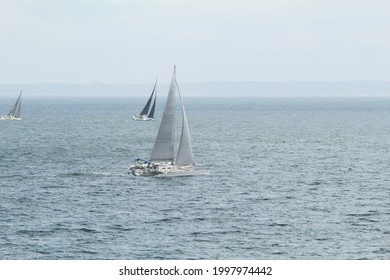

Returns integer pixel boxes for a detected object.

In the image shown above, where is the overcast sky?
[0,0,389,84]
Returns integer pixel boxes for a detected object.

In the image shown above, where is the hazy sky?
[0,0,389,84]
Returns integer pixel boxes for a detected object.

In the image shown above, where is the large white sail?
[149,67,177,162]
[175,83,194,166]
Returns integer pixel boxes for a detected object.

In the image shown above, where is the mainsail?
[149,67,177,162]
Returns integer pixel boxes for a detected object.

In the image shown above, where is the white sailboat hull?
[155,170,210,177]
[1,116,21,121]
[129,162,209,177]
[132,115,154,121]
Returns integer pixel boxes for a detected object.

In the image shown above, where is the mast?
[150,67,176,162]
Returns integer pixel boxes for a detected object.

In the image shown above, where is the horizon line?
[1,80,390,85]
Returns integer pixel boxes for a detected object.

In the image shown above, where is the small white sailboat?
[1,91,22,120]
[132,80,157,121]
[129,66,209,177]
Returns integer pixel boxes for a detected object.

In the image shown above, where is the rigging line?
[175,79,181,96]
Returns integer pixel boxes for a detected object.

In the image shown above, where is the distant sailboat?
[129,66,209,177]
[132,80,157,121]
[1,91,22,120]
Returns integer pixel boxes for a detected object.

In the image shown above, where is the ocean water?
[1,94,390,260]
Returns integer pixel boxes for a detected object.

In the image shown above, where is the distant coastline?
[1,81,390,97]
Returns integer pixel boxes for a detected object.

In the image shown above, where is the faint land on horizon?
[1,81,390,96]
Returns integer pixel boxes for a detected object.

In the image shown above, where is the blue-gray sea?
[1,94,390,260]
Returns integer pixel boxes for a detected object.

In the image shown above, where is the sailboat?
[129,66,209,177]
[132,80,157,121]
[1,91,22,120]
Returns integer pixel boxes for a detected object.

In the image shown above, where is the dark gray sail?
[148,90,157,119]
[149,67,177,162]
[140,80,157,116]
[6,91,22,119]
[14,98,21,119]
